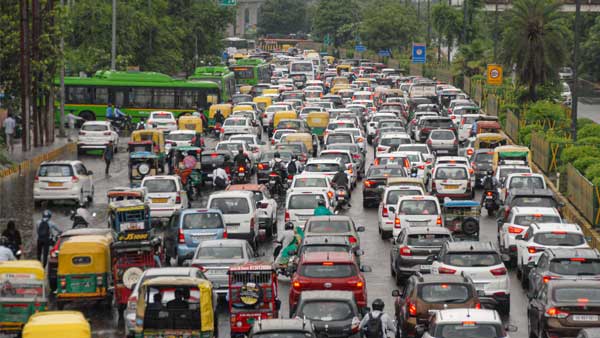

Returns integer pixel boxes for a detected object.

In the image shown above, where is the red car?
[289,251,370,314]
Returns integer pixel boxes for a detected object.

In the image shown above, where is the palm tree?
[500,0,568,101]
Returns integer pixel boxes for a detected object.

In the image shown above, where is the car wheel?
[87,185,94,203]
[499,299,510,315]
[390,260,395,276]
[78,190,86,207]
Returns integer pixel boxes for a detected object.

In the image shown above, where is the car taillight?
[436,216,442,225]
[468,168,474,175]
[285,210,290,222]
[490,267,507,276]
[364,180,375,188]
[475,302,481,309]
[34,176,39,183]
[292,281,302,289]
[258,163,265,170]
[176,193,181,204]
[103,131,112,136]
[382,207,388,217]
[439,267,457,274]
[545,307,569,318]
[486,191,493,197]
[426,139,432,145]
[543,275,559,283]
[263,113,267,118]
[178,228,185,244]
[450,115,456,120]
[327,191,334,199]
[271,139,275,145]
[508,226,523,234]
[225,166,231,174]
[239,166,245,173]
[399,246,411,256]
[467,149,474,156]
[394,217,401,229]
[377,146,386,152]
[408,299,417,316]
[71,176,79,183]
[528,246,542,254]
[348,236,357,244]
[352,154,360,159]
[418,164,425,170]
[348,168,353,174]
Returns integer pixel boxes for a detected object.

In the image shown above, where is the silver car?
[427,129,458,156]
[189,239,256,295]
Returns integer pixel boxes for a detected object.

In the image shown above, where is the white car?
[376,132,412,156]
[432,156,475,186]
[141,175,188,219]
[516,222,588,283]
[228,134,266,163]
[378,186,425,239]
[226,185,277,238]
[336,128,367,153]
[146,111,177,131]
[284,190,332,229]
[207,190,260,249]
[165,130,197,152]
[495,165,532,188]
[290,174,335,205]
[431,164,473,200]
[457,113,483,142]
[263,104,293,128]
[367,113,397,143]
[77,121,118,153]
[420,308,515,338]
[318,149,358,188]
[33,160,94,206]
[431,241,511,314]
[215,141,255,168]
[498,206,562,265]
[221,117,259,139]
[270,129,297,145]
[501,173,546,203]
[391,195,442,238]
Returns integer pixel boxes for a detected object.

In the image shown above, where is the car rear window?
[424,119,453,128]
[299,263,356,278]
[38,164,73,177]
[209,198,250,214]
[550,259,600,275]
[301,245,349,255]
[381,137,410,147]
[533,232,585,246]
[289,195,324,209]
[399,200,439,215]
[435,167,467,180]
[435,323,501,338]
[299,301,354,321]
[182,213,223,230]
[260,152,292,162]
[196,246,243,259]
[367,167,406,177]
[443,252,501,267]
[305,163,340,172]
[143,179,177,193]
[167,133,194,141]
[307,221,351,233]
[254,333,309,338]
[386,190,422,204]
[419,283,470,303]
[201,154,226,166]
[407,234,451,246]
[511,197,557,208]
[82,124,108,131]
[508,177,545,190]
[327,134,353,144]
[397,145,429,154]
[430,130,455,140]
[474,153,493,163]
[498,167,531,179]
[553,287,600,303]
[294,177,328,188]
[320,153,351,165]
[513,214,561,226]
[216,143,241,153]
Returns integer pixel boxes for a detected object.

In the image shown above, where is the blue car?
[165,208,226,265]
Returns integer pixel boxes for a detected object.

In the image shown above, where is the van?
[285,191,332,229]
[141,175,188,219]
[207,190,259,249]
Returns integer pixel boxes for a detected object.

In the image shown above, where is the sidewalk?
[4,135,71,164]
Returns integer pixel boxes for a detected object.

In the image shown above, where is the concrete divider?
[0,143,76,179]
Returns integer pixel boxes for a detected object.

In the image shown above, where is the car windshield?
[38,164,73,177]
[305,163,340,172]
[386,190,422,204]
[327,135,352,144]
[289,195,324,209]
[224,119,247,126]
[508,177,545,190]
[261,152,292,162]
[82,124,108,131]
[513,214,561,226]
[276,144,303,155]
[499,168,531,179]
[554,287,600,303]
[299,301,354,321]
[278,121,301,129]
[511,197,557,208]
[550,259,600,275]
[399,200,438,215]
[167,133,194,141]
[420,284,470,303]
[328,144,360,153]
[196,246,243,259]
[435,167,467,180]
[300,264,356,278]
[474,153,493,163]
[435,323,501,338]
[307,221,352,233]
[320,154,350,165]
[216,143,243,152]
[533,232,585,246]
[294,177,328,188]
[397,145,429,154]
[201,154,226,166]
[182,213,223,230]
[143,179,177,193]
[431,130,455,140]
[209,198,250,214]
[407,234,451,246]
[443,252,501,267]
[231,137,255,145]
[368,167,406,177]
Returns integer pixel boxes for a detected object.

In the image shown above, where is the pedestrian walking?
[3,114,16,153]
[66,112,84,141]
[36,210,62,267]
[103,140,114,176]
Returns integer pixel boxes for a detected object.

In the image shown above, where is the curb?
[0,143,77,179]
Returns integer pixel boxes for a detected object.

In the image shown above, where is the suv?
[226,184,278,238]
[376,132,412,155]
[431,241,510,314]
[516,222,589,287]
[421,308,515,338]
[292,291,362,338]
[290,252,370,314]
[248,318,316,338]
[431,164,473,200]
[141,175,188,219]
[501,173,546,203]
[206,190,260,249]
[33,160,95,206]
[427,129,458,156]
[303,215,365,251]
[415,116,455,142]
[471,150,493,187]
[501,190,562,222]
[391,196,443,238]
[392,274,481,338]
[390,227,453,285]
[77,121,119,154]
[378,186,426,239]
[303,158,350,191]
[527,248,600,297]
[363,165,408,208]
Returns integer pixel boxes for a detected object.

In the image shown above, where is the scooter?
[483,190,499,216]
[272,240,294,277]
[334,185,349,211]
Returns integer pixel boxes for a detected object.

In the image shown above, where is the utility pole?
[58,0,66,138]
[111,0,116,70]
[462,0,468,44]
[493,0,498,62]
[572,0,581,141]
[427,0,431,47]
[20,0,31,151]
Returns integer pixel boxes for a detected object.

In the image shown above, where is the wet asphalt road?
[0,134,528,338]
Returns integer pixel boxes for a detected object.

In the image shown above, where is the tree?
[432,3,462,64]
[312,0,360,48]
[257,0,308,36]
[359,0,418,53]
[582,16,600,81]
[500,0,568,101]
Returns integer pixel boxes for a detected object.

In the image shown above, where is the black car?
[248,318,316,338]
[200,150,233,184]
[501,188,562,221]
[362,165,407,208]
[472,149,493,187]
[291,291,361,338]
[390,227,453,285]
[527,248,600,297]
[256,150,293,184]
[416,116,455,142]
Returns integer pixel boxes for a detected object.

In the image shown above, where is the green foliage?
[561,145,600,164]
[578,118,596,130]
[359,0,418,52]
[0,0,21,103]
[524,100,569,130]
[573,156,598,173]
[585,163,600,182]
[578,124,600,139]
[312,0,360,48]
[257,0,309,36]
[518,124,544,146]
[577,137,600,146]
[582,16,600,81]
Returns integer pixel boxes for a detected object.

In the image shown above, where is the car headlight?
[138,163,150,175]
[123,267,144,289]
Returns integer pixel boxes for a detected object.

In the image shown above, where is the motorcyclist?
[332,166,350,201]
[0,236,16,261]
[481,170,499,205]
[214,109,225,126]
[2,221,22,257]
[274,222,296,265]
[359,298,396,338]
[233,148,251,172]
[72,204,93,228]
[212,163,229,189]
[271,151,287,175]
[313,199,333,216]
[176,151,196,202]
[36,210,62,267]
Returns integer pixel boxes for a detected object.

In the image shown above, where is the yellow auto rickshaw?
[474,133,508,150]
[178,115,203,134]
[253,96,273,112]
[331,84,351,95]
[282,132,319,157]
[56,235,112,310]
[209,103,232,129]
[306,111,330,140]
[233,104,255,113]
[131,129,166,169]
[22,311,91,338]
[273,111,298,129]
[323,56,335,65]
[492,145,532,172]
[134,277,215,338]
[239,85,253,94]
[0,260,48,334]
[336,65,352,74]
[332,76,350,87]
[262,88,279,96]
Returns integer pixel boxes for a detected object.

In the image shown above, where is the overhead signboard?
[219,0,236,5]
[412,43,426,64]
[378,49,391,57]
[487,64,503,85]
[355,45,366,52]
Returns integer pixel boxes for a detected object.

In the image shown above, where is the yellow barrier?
[0,143,76,179]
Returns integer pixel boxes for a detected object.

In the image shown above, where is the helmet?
[284,222,294,230]
[238,148,244,154]
[486,170,493,176]
[292,155,298,160]
[317,199,326,207]
[274,152,281,158]
[0,236,7,246]
[212,163,217,169]
[372,298,384,311]
[42,210,52,219]
[182,152,188,156]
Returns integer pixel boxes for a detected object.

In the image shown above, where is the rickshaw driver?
[0,236,16,261]
[214,109,225,127]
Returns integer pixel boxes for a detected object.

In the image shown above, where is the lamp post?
[111,0,116,70]
[571,0,581,141]
[58,0,65,137]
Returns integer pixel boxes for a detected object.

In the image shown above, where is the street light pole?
[493,0,498,62]
[58,0,66,138]
[463,0,468,44]
[572,0,581,141]
[111,0,116,70]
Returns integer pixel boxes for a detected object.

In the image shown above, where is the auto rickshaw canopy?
[178,115,203,133]
[0,260,45,281]
[474,133,507,150]
[22,311,91,338]
[57,235,112,275]
[131,130,165,154]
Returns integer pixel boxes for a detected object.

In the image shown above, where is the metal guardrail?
[567,163,600,227]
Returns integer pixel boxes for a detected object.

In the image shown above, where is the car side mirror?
[527,261,536,268]
[389,206,396,213]
[354,249,364,256]
[87,170,93,175]
[426,255,437,264]
[515,235,524,241]
[505,324,518,333]
[360,265,372,272]
[356,226,365,232]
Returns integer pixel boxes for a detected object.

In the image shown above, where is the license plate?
[48,182,63,187]
[152,198,168,203]
[206,269,220,275]
[338,197,345,201]
[239,173,245,177]
[572,315,599,321]
[420,265,431,271]
[437,150,448,154]
[444,185,459,189]
[485,195,493,199]
[474,283,486,289]
[270,180,276,184]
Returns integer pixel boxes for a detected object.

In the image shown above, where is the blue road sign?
[355,45,366,52]
[378,49,391,57]
[412,44,426,64]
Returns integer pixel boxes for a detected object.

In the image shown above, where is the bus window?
[207,94,218,105]
[177,89,195,109]
[93,87,109,105]
[110,89,126,107]
[154,88,175,108]
[67,86,91,103]
[129,88,153,108]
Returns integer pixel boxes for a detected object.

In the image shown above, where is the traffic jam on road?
[5,50,600,338]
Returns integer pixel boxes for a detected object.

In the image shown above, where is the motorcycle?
[272,240,295,277]
[110,115,134,133]
[334,185,349,211]
[266,171,285,196]
[69,209,97,229]
[7,243,21,259]
[214,122,222,139]
[232,165,248,184]
[483,190,499,216]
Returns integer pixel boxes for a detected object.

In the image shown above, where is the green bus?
[188,66,236,103]
[229,58,271,86]
[56,70,220,122]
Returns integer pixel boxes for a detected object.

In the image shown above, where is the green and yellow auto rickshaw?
[131,130,166,170]
[306,111,329,141]
[128,141,161,187]
[170,146,203,189]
